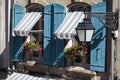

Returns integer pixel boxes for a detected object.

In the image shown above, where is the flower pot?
[66,58,73,66]
[33,51,39,57]
[24,49,33,62]
[74,55,82,63]
[81,56,87,64]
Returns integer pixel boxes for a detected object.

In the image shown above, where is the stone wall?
[16,63,96,80]
[114,0,120,74]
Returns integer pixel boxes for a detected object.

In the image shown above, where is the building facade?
[1,0,120,80]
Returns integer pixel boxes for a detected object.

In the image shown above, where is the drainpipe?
[8,0,15,73]
[28,0,31,5]
[71,0,75,3]
[104,0,114,80]
[110,0,119,80]
[110,12,119,80]
[110,39,115,80]
[111,30,118,80]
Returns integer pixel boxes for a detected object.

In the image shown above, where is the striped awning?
[13,12,42,36]
[6,72,58,80]
[54,12,84,39]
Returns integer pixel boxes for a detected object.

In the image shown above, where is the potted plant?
[64,42,89,66]
[23,40,43,61]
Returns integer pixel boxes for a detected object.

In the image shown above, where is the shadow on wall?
[43,37,64,66]
[90,26,106,50]
[0,41,10,69]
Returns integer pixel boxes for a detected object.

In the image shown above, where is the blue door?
[11,4,25,61]
[90,2,106,72]
[43,3,66,66]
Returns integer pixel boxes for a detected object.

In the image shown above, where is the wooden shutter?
[43,3,65,66]
[90,2,106,72]
[11,4,25,61]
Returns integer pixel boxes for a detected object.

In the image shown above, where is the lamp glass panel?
[86,30,94,42]
[77,30,85,41]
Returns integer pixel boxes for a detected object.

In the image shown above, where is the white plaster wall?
[0,0,5,56]
[0,0,5,60]
[0,0,10,68]
[0,0,2,67]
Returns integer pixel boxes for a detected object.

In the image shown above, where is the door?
[43,3,66,66]
[90,2,106,72]
[11,4,25,61]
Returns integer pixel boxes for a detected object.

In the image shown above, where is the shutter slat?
[43,3,65,66]
[90,2,106,72]
[11,4,25,62]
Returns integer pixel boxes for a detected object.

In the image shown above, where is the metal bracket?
[85,12,118,30]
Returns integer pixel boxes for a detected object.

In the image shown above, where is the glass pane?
[77,30,85,42]
[86,30,94,42]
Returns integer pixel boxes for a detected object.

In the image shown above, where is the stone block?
[48,66,66,76]
[65,66,96,80]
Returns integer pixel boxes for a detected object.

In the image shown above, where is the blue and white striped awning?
[13,12,42,36]
[54,12,84,39]
[6,72,59,80]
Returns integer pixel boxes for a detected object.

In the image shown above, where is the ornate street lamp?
[76,11,118,42]
[76,18,95,42]
[75,11,118,80]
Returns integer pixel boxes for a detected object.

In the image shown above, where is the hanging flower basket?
[64,42,89,66]
[23,40,43,61]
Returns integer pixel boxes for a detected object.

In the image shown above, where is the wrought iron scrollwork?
[85,12,118,30]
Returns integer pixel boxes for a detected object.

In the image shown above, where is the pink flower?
[84,48,88,51]
[79,45,84,49]
[75,52,81,55]
[37,47,43,52]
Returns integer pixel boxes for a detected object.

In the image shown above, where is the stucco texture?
[115,10,120,74]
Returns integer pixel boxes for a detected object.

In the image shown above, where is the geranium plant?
[64,42,89,61]
[24,40,43,53]
[26,41,40,51]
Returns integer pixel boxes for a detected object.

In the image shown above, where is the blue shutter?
[90,2,106,72]
[11,4,25,61]
[43,3,65,66]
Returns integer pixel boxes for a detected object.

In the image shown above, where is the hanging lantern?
[76,19,95,42]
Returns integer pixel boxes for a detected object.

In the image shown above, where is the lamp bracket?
[85,12,118,30]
